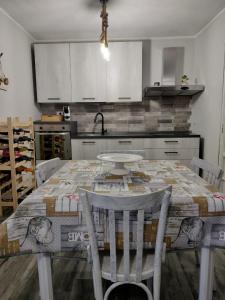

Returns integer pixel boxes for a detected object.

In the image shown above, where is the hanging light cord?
[100,0,109,47]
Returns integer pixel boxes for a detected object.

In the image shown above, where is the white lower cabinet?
[144,149,199,168]
[71,139,109,160]
[144,137,200,167]
[72,138,144,160]
[72,137,200,165]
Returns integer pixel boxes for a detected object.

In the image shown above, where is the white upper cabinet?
[34,43,71,103]
[34,41,142,103]
[70,43,107,102]
[106,41,142,102]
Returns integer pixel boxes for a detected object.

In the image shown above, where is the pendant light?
[100,0,110,61]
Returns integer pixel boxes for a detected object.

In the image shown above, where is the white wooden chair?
[199,219,225,300]
[191,158,223,266]
[100,150,145,158]
[80,186,172,300]
[35,158,61,187]
[191,157,223,188]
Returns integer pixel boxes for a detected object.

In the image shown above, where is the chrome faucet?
[94,112,107,135]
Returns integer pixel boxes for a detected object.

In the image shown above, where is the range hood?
[144,47,205,97]
[145,85,205,97]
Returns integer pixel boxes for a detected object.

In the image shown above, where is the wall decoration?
[0,53,9,91]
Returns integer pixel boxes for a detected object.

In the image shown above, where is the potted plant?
[181,74,189,89]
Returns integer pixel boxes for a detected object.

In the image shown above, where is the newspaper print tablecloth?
[1,159,225,257]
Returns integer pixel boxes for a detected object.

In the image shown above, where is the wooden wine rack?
[0,117,36,216]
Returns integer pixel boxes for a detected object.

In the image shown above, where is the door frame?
[218,44,225,191]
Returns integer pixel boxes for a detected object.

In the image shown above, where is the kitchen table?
[0,160,225,300]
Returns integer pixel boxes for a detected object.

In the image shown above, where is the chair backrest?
[201,219,225,248]
[80,186,172,299]
[191,157,223,188]
[100,149,145,158]
[35,158,61,187]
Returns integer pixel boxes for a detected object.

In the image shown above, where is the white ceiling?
[1,0,225,40]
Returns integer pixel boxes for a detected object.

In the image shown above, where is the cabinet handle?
[164,140,179,143]
[164,151,179,154]
[118,97,131,100]
[82,97,95,100]
[47,97,61,100]
[118,140,132,144]
[82,141,96,144]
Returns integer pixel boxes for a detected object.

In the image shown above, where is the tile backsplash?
[40,96,192,133]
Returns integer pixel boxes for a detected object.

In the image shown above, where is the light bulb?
[100,43,110,61]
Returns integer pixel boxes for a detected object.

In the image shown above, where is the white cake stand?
[97,153,143,175]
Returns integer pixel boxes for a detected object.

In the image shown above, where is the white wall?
[0,9,40,119]
[150,38,196,85]
[191,9,225,165]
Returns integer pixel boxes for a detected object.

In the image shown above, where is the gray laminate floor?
[0,250,225,300]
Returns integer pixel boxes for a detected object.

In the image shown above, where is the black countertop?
[73,131,200,139]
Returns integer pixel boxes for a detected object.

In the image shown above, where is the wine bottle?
[0,137,9,144]
[0,148,9,156]
[14,146,33,152]
[0,173,10,184]
[16,166,33,173]
[0,157,10,164]
[15,156,32,162]
[14,136,33,143]
[0,150,27,159]
[17,186,27,192]
[13,128,30,134]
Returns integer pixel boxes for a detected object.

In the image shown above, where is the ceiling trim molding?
[150,35,194,40]
[35,35,195,43]
[0,7,35,40]
[194,6,225,38]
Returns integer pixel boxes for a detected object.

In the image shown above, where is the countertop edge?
[72,133,201,139]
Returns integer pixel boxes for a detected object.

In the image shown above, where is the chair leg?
[213,269,217,293]
[198,246,214,300]
[37,253,53,300]
[92,268,104,300]
[92,268,97,300]
[195,249,200,267]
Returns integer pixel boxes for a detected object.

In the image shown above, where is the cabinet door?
[109,139,144,151]
[144,138,200,149]
[34,44,71,103]
[70,43,106,102]
[72,139,107,160]
[144,148,199,160]
[106,42,142,102]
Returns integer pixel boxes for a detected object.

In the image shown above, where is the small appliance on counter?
[34,120,77,161]
[63,106,71,121]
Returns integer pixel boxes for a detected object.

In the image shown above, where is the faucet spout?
[94,112,107,135]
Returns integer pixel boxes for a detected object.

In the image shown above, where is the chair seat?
[100,251,155,282]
